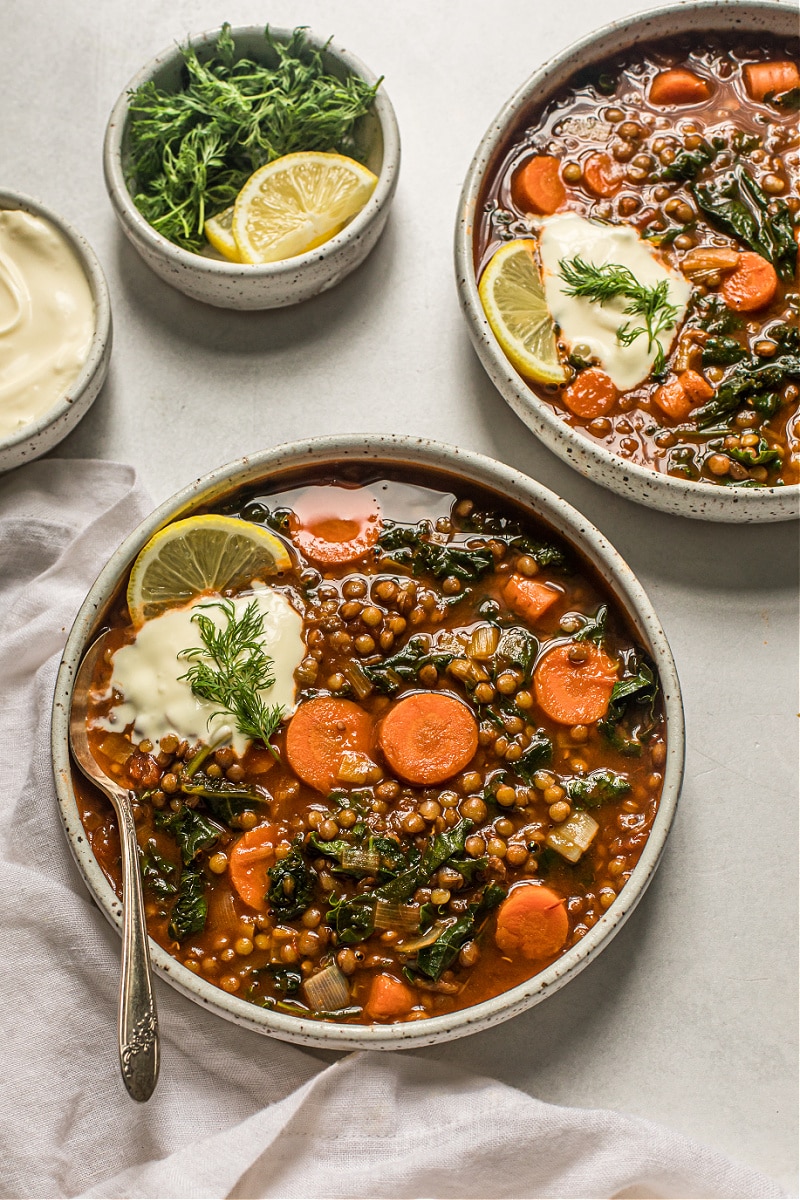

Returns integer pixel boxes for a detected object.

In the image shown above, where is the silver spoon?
[69,632,160,1102]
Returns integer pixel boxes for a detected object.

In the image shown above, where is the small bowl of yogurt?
[0,191,112,473]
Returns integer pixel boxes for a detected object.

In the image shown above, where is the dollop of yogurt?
[0,209,94,438]
[97,586,305,756]
[537,213,691,391]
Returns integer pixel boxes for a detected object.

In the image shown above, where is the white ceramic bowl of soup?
[454,1,799,522]
[51,434,684,1051]
[103,26,401,310]
[0,191,111,473]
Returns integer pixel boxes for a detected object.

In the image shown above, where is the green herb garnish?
[559,256,680,376]
[127,24,380,250]
[179,597,284,751]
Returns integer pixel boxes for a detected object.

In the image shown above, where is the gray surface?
[4,0,797,1192]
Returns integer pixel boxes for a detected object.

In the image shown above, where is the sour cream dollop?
[537,213,691,391]
[97,587,305,756]
[0,210,94,438]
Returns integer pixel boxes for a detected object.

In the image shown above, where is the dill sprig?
[559,255,680,376]
[127,24,381,250]
[179,598,284,752]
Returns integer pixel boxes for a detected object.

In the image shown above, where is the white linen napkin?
[0,459,787,1200]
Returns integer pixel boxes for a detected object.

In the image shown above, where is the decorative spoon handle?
[116,793,159,1101]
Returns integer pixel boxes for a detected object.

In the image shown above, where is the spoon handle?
[116,793,159,1101]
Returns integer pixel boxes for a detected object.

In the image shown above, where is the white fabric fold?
[0,459,787,1200]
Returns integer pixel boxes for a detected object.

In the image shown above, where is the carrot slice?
[515,155,566,216]
[494,883,569,961]
[721,252,778,313]
[563,368,618,418]
[582,152,622,198]
[649,68,712,105]
[378,691,478,785]
[285,696,373,794]
[504,575,560,624]
[364,973,416,1020]
[288,485,381,565]
[653,377,692,422]
[678,369,714,404]
[743,60,800,103]
[534,642,619,725]
[229,823,279,909]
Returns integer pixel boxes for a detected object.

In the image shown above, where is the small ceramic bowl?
[103,26,400,310]
[0,191,111,474]
[52,434,684,1051]
[455,1,799,522]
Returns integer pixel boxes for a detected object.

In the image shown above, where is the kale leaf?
[574,604,608,646]
[515,730,554,783]
[693,354,800,429]
[168,867,207,941]
[140,840,178,898]
[181,773,265,825]
[407,884,505,981]
[363,634,455,694]
[727,436,782,468]
[701,337,747,368]
[267,838,317,919]
[566,769,631,807]
[599,656,660,756]
[496,627,538,677]
[692,167,797,280]
[659,136,724,182]
[155,805,222,865]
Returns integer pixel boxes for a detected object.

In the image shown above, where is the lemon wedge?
[204,205,242,262]
[127,515,293,626]
[478,239,567,385]
[231,151,378,265]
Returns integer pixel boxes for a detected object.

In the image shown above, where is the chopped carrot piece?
[563,368,618,418]
[285,696,373,794]
[514,155,566,215]
[288,486,381,565]
[653,378,692,422]
[721,252,778,313]
[378,692,478,785]
[678,369,714,405]
[743,60,800,103]
[582,152,622,197]
[504,575,560,624]
[229,823,279,909]
[649,68,712,105]
[494,883,569,961]
[533,641,618,725]
[364,973,416,1020]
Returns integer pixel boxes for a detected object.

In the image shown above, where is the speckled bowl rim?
[102,25,400,283]
[52,434,685,1050]
[0,190,112,460]
[454,0,800,523]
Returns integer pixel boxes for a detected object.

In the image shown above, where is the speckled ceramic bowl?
[52,435,684,1051]
[0,191,111,474]
[455,1,799,522]
[103,26,400,310]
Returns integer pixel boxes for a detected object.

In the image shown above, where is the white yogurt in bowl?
[0,191,111,473]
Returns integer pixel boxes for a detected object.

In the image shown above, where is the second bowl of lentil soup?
[456,1,800,521]
[53,436,683,1050]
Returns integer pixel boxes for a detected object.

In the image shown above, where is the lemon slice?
[232,151,378,265]
[478,239,567,385]
[204,206,242,262]
[127,515,293,626]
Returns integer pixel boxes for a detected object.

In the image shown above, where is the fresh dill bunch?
[179,597,284,752]
[127,24,381,250]
[559,255,680,375]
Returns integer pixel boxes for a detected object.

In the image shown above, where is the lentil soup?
[475,33,800,488]
[76,467,667,1026]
